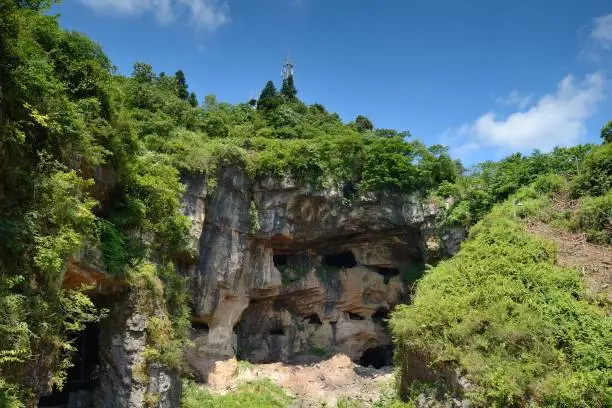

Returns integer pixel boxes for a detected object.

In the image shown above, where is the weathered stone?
[181,172,208,258]
[182,169,450,380]
[96,294,180,408]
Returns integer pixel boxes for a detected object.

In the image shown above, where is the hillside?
[1,2,611,408]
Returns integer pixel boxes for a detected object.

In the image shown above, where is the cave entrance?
[323,251,357,268]
[372,308,390,326]
[374,267,400,284]
[307,314,322,325]
[359,345,393,369]
[38,322,100,407]
[272,254,288,267]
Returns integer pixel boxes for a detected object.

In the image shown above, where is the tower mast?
[282,56,294,81]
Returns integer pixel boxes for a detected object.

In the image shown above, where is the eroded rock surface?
[96,293,181,408]
[182,170,445,380]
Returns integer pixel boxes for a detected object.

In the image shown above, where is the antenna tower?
[282,56,294,81]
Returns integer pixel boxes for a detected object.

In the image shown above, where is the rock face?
[96,293,181,408]
[183,169,443,379]
[45,247,180,408]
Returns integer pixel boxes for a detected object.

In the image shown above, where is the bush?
[390,194,612,407]
[572,144,612,197]
[571,191,612,245]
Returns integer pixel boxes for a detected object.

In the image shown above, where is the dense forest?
[1,1,611,407]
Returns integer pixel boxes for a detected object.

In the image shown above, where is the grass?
[182,379,292,408]
[234,360,255,376]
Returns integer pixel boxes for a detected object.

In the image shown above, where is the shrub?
[572,144,612,197]
[571,191,612,245]
[391,195,612,407]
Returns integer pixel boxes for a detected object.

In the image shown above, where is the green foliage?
[234,360,255,376]
[98,219,128,276]
[129,262,190,372]
[0,4,192,400]
[400,263,426,284]
[601,119,612,144]
[354,115,374,132]
[436,146,595,228]
[309,347,327,357]
[175,69,189,101]
[257,80,281,111]
[280,75,298,101]
[249,201,261,233]
[571,143,612,197]
[571,191,612,245]
[182,379,292,408]
[391,189,612,407]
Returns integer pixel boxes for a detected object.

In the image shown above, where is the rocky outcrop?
[49,248,180,408]
[96,293,181,408]
[182,170,446,379]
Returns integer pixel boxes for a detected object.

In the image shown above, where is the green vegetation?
[1,1,611,406]
[234,360,255,376]
[0,1,458,403]
[434,143,612,235]
[391,184,612,407]
[182,379,292,408]
[309,347,328,357]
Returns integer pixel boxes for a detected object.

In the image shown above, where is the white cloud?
[446,73,605,153]
[591,13,612,49]
[495,90,534,109]
[78,0,230,31]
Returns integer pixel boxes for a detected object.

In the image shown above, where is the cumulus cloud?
[495,90,534,109]
[446,73,605,153]
[78,0,230,30]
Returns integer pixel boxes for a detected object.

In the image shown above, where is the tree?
[280,75,297,101]
[374,129,410,139]
[188,92,198,107]
[175,69,189,101]
[257,80,280,111]
[132,62,155,82]
[355,115,373,132]
[600,120,612,144]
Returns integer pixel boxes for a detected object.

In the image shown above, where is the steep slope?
[391,184,612,407]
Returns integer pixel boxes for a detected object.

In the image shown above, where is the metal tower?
[282,57,294,81]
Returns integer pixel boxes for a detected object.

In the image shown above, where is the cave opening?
[359,345,393,369]
[38,322,100,407]
[372,308,390,325]
[374,267,400,283]
[272,254,288,267]
[191,321,209,331]
[348,312,364,321]
[307,314,322,325]
[269,328,284,336]
[323,251,357,268]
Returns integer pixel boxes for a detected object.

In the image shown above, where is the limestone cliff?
[44,167,462,406]
[182,168,454,380]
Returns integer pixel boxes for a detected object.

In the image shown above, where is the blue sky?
[53,0,612,164]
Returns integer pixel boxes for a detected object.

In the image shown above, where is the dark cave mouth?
[273,254,288,267]
[359,345,393,369]
[322,251,357,268]
[372,308,390,325]
[192,321,210,332]
[38,322,100,407]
